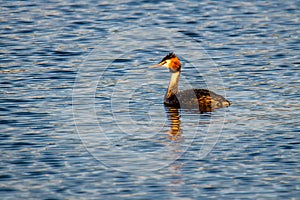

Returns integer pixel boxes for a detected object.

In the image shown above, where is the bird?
[150,52,230,112]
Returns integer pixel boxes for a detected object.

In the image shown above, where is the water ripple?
[0,0,299,199]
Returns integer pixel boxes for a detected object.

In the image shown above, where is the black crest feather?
[160,52,177,63]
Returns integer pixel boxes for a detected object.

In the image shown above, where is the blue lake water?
[1,0,299,199]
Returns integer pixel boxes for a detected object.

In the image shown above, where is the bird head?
[149,52,181,73]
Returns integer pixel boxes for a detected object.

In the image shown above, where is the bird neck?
[165,71,180,98]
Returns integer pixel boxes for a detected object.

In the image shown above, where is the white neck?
[165,71,180,98]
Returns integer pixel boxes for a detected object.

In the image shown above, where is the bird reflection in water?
[165,106,181,140]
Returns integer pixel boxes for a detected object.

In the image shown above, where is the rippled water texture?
[1,0,299,199]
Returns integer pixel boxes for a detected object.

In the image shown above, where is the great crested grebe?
[150,52,230,112]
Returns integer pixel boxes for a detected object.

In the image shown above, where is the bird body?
[150,52,230,112]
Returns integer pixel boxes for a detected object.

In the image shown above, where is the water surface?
[1,0,299,199]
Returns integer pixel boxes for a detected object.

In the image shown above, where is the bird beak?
[148,64,163,68]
